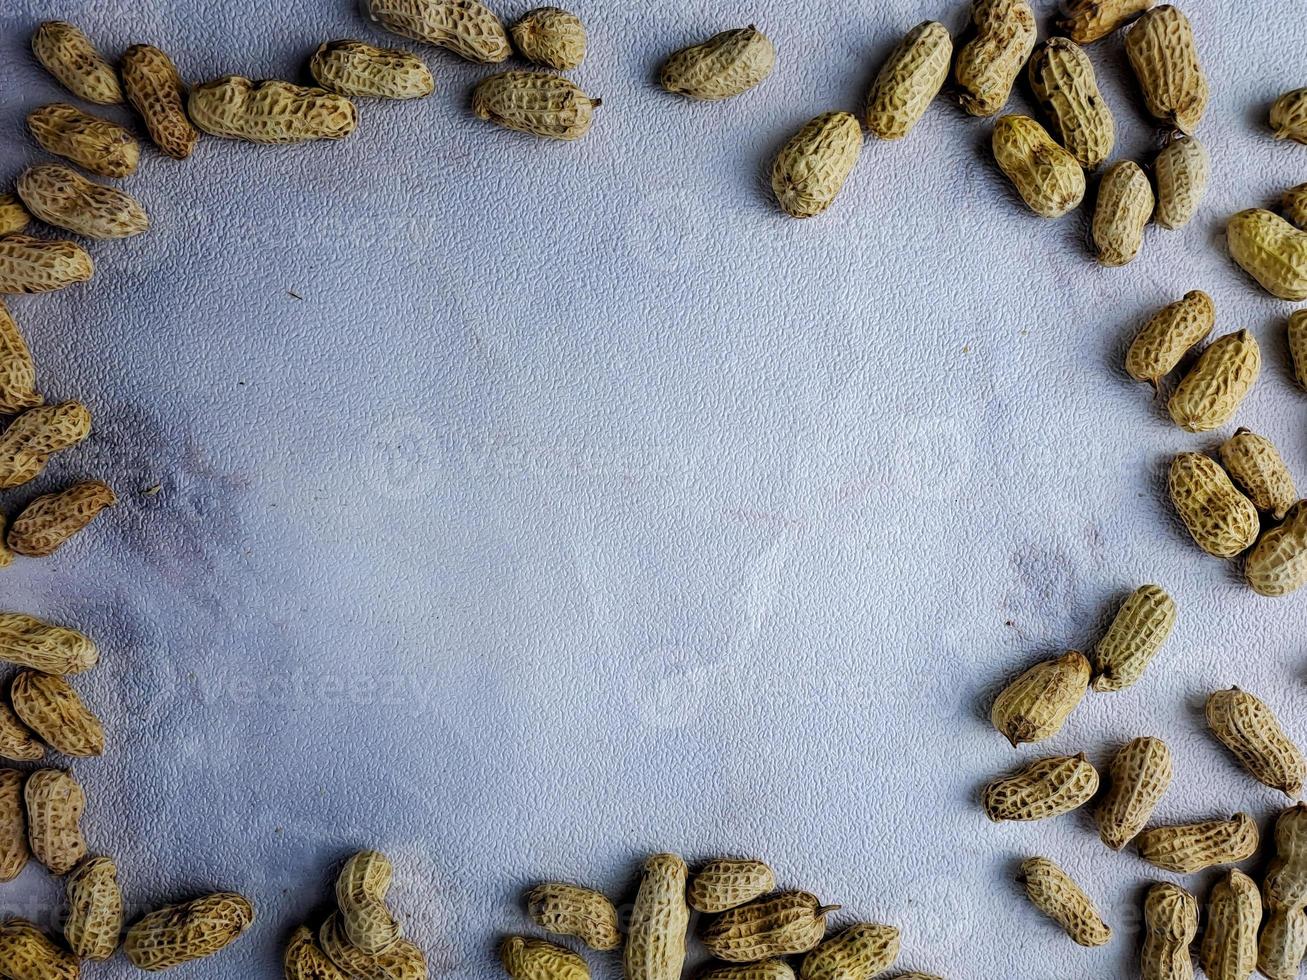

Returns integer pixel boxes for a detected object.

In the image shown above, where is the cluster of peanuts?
[502,853,944,980]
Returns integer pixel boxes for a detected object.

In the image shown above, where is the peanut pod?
[11,671,103,757]
[188,76,358,144]
[0,299,42,414]
[511,8,587,71]
[1092,160,1153,266]
[0,235,94,295]
[0,770,29,882]
[865,22,952,141]
[125,892,255,970]
[27,103,139,178]
[1026,38,1114,170]
[1124,290,1214,387]
[0,401,92,490]
[31,21,123,105]
[1227,209,1307,301]
[361,0,510,63]
[688,858,775,914]
[336,849,401,955]
[500,936,588,980]
[1199,870,1260,980]
[1135,813,1259,873]
[471,72,599,140]
[799,923,900,980]
[1247,501,1307,597]
[953,0,1037,117]
[284,925,349,980]
[65,855,123,960]
[0,919,78,980]
[1125,5,1207,133]
[122,44,200,160]
[992,115,1086,218]
[660,27,773,101]
[1168,452,1259,558]
[8,480,117,557]
[1016,857,1111,947]
[989,650,1089,747]
[771,112,862,220]
[1219,429,1295,519]
[309,41,435,100]
[982,753,1099,822]
[17,165,148,240]
[1097,736,1172,850]
[625,853,688,980]
[1141,882,1196,980]
[702,892,839,963]
[24,768,86,875]
[1059,0,1154,44]
[1206,687,1306,796]
[1154,134,1208,230]
[1092,584,1176,692]
[318,911,426,980]
[1271,89,1307,145]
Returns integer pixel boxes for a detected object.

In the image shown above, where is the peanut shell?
[625,853,688,980]
[1059,0,1154,44]
[982,753,1099,822]
[31,21,123,105]
[1227,209,1307,301]
[11,671,104,757]
[989,650,1089,747]
[1258,907,1307,980]
[8,480,117,558]
[309,41,434,100]
[701,963,796,980]
[1154,133,1208,230]
[17,165,148,240]
[660,27,774,102]
[1092,584,1176,692]
[1141,882,1197,980]
[361,0,510,63]
[24,768,86,875]
[771,112,862,219]
[511,8,586,71]
[1220,428,1295,519]
[865,22,952,141]
[1271,90,1307,145]
[1199,870,1260,980]
[1292,311,1307,388]
[1135,813,1259,873]
[0,770,29,882]
[954,0,1037,117]
[0,919,78,980]
[688,859,775,914]
[1026,37,1114,170]
[1285,184,1307,230]
[1266,804,1307,910]
[319,911,426,980]
[0,702,43,763]
[472,72,599,140]
[285,925,349,980]
[337,850,401,955]
[799,923,900,980]
[126,892,255,970]
[27,104,139,178]
[1168,329,1259,433]
[1246,501,1307,597]
[0,402,92,490]
[121,44,199,160]
[1092,159,1153,266]
[702,892,839,962]
[0,197,30,238]
[1169,453,1259,557]
[0,613,97,675]
[1016,857,1111,947]
[1125,6,1207,133]
[189,76,357,144]
[1097,736,1172,850]
[991,115,1086,218]
[1124,290,1214,386]
[501,936,587,980]
[1206,687,1306,796]
[0,235,93,295]
[527,881,620,950]
[0,300,42,415]
[65,855,123,960]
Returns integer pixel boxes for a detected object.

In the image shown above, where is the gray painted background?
[1,0,1305,976]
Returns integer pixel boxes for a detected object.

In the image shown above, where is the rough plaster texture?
[0,0,1305,976]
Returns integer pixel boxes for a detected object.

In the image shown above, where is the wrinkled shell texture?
[189,76,358,144]
[1060,0,1154,43]
[1154,134,1208,229]
[1168,452,1259,558]
[27,103,138,178]
[0,770,29,882]
[688,859,775,913]
[660,27,775,101]
[1286,184,1307,230]
[1017,857,1112,947]
[1228,209,1307,301]
[337,849,401,955]
[472,72,598,140]
[1135,813,1259,873]
[0,613,96,675]
[121,44,199,159]
[24,768,86,875]
[989,650,1089,746]
[1092,584,1176,691]
[865,21,952,141]
[0,196,30,237]
[11,671,104,757]
[991,115,1086,218]
[701,963,796,980]
[1207,687,1307,795]
[953,0,1037,117]
[624,853,688,980]
[1098,736,1172,850]
[1200,870,1261,980]
[0,401,92,490]
[8,480,117,557]
[1142,882,1197,980]
[1125,5,1207,132]
[1126,290,1213,385]
[0,702,43,763]
[65,855,123,960]
[285,926,350,980]
[501,936,589,980]
[0,300,41,414]
[17,165,149,240]
[319,912,426,979]
[1292,311,1307,388]
[310,41,435,100]
[0,235,94,295]
[0,919,78,980]
[983,753,1099,822]
[1259,906,1307,980]
[125,892,255,970]
[527,881,620,949]
[1271,89,1307,144]
[1027,38,1114,169]
[1092,160,1154,266]
[771,112,862,219]
[1247,502,1307,597]
[702,892,834,962]
[511,8,587,70]
[363,0,511,63]
[1220,429,1295,519]
[31,20,122,105]
[1267,805,1307,910]
[799,923,900,980]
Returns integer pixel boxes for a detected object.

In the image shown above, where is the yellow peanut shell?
[1098,736,1172,850]
[472,72,599,140]
[310,41,435,100]
[0,613,97,676]
[1271,90,1307,145]
[865,22,952,141]
[982,753,1099,822]
[1200,870,1261,980]
[701,963,796,980]
[688,858,775,914]
[1016,857,1111,947]
[1060,0,1154,43]
[24,768,86,876]
[65,855,123,960]
[625,853,688,980]
[337,850,401,955]
[9,481,117,558]
[1125,6,1207,133]
[31,21,123,105]
[1292,311,1307,388]
[285,925,349,980]
[1136,813,1259,873]
[27,104,138,179]
[0,702,43,763]
[1247,501,1307,597]
[122,44,199,160]
[800,923,899,980]
[127,893,255,971]
[319,912,426,979]
[501,936,587,980]
[771,112,862,219]
[511,8,586,70]
[1092,584,1176,692]
[1219,428,1295,519]
[0,300,42,415]
[991,115,1086,219]
[189,77,357,144]
[1027,38,1114,170]
[362,0,510,63]
[0,402,92,490]
[660,27,774,102]
[1227,209,1307,300]
[989,650,1089,747]
[1266,805,1307,910]
[1258,907,1307,980]
[0,919,78,980]
[17,165,148,241]
[12,671,103,757]
[1142,882,1196,980]
[703,892,839,963]
[527,881,620,949]
[1169,453,1259,558]
[1092,160,1153,266]
[954,0,1037,117]
[0,235,94,295]
[0,770,29,882]
[1154,134,1208,230]
[0,196,30,238]
[1284,184,1307,230]
[1206,687,1306,795]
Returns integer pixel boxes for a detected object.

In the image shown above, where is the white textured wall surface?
[0,0,1305,976]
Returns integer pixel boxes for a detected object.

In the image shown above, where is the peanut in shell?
[1016,857,1111,947]
[1097,736,1172,850]
[953,0,1037,117]
[991,115,1085,219]
[865,22,952,141]
[1092,584,1176,692]
[799,923,900,980]
[1125,5,1207,133]
[1168,329,1260,434]
[1154,133,1208,230]
[771,112,862,219]
[1219,428,1295,519]
[982,753,1099,822]
[1227,209,1307,301]
[1206,687,1306,796]
[989,650,1089,747]
[1199,870,1260,980]
[1135,813,1259,873]
[702,892,839,963]
[1026,38,1114,170]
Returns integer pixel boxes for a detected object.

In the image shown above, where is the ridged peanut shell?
[126,893,254,970]
[1167,329,1259,432]
[1292,311,1307,388]
[27,104,138,178]
[1092,584,1176,692]
[625,853,688,980]
[0,919,78,980]
[1016,858,1111,947]
[989,650,1089,747]
[24,768,85,876]
[31,21,123,105]
[319,912,426,980]
[701,963,796,980]
[500,936,587,980]
[1206,687,1306,795]
[0,300,42,415]
[1220,429,1295,519]
[285,926,349,980]
[771,112,861,220]
[1097,736,1172,850]
[0,402,92,490]
[310,41,434,100]
[1169,453,1259,558]
[688,859,775,913]
[121,44,199,160]
[1135,813,1259,873]
[0,614,97,675]
[65,855,123,960]
[865,22,952,141]
[526,881,619,950]
[982,753,1100,822]
[0,197,30,238]
[1258,907,1307,980]
[189,77,357,144]
[954,0,1037,117]
[660,27,774,101]
[1093,160,1153,266]
[1271,90,1307,145]
[1285,184,1307,230]
[0,770,29,882]
[1247,501,1307,597]
[1142,882,1196,980]
[1059,0,1154,44]
[0,702,43,763]
[17,165,148,240]
[1125,6,1207,133]
[1027,38,1114,170]
[0,235,94,295]
[12,671,104,757]
[1154,134,1208,230]
[1266,804,1307,910]
[361,0,510,63]
[1199,870,1261,980]
[511,8,586,71]
[992,115,1086,218]
[1228,209,1307,301]
[799,923,900,980]
[9,481,117,558]
[337,850,400,955]
[702,892,838,962]
[472,72,599,140]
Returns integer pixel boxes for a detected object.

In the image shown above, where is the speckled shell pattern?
[991,115,1086,219]
[0,613,97,676]
[1142,882,1197,980]
[31,20,123,105]
[659,27,775,102]
[471,72,599,140]
[1026,37,1114,169]
[1271,89,1307,144]
[24,768,86,876]
[17,165,149,240]
[983,753,1100,822]
[64,855,124,960]
[319,911,427,979]
[1200,870,1261,980]
[865,21,953,141]
[362,0,511,63]
[1206,687,1307,796]
[11,670,104,757]
[500,936,589,980]
[0,401,92,490]
[0,196,29,237]
[1016,857,1112,947]
[1093,160,1153,266]
[1168,453,1259,558]
[1154,133,1208,229]
[1097,736,1172,850]
[1219,429,1296,519]
[1060,0,1154,44]
[1228,209,1307,301]
[188,76,358,144]
[1124,5,1207,133]
[688,859,775,914]
[284,925,351,980]
[526,881,621,949]
[1092,584,1176,691]
[0,300,42,415]
[0,918,78,980]
[1246,502,1307,597]
[771,112,862,219]
[0,770,29,882]
[953,0,1036,117]
[8,480,117,557]
[799,922,900,980]
[1168,329,1261,432]
[702,891,836,962]
[26,103,139,178]
[989,650,1089,746]
[125,892,255,970]
[624,853,688,980]
[310,41,435,100]
[1135,813,1259,873]
[121,44,199,160]
[511,8,587,71]
[0,235,94,295]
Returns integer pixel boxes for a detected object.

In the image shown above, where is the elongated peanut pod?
[1142,882,1197,980]
[8,480,117,557]
[336,850,400,954]
[24,768,86,875]
[702,892,839,962]
[362,0,511,63]
[526,881,621,949]
[1248,502,1307,597]
[992,115,1086,219]
[799,923,900,980]
[1124,290,1213,387]
[954,0,1036,117]
[65,855,123,960]
[1206,687,1306,795]
[1092,585,1176,692]
[660,27,774,101]
[1097,736,1172,850]
[990,650,1089,747]
[0,300,42,415]
[1266,805,1307,912]
[1135,813,1259,873]
[1199,870,1260,980]
[472,72,599,140]
[624,853,688,980]
[982,753,1099,822]
[1059,0,1154,44]
[284,925,349,980]
[1154,134,1208,229]
[771,113,861,219]
[1092,160,1153,266]
[1016,858,1111,947]
[1227,209,1307,301]
[1125,5,1207,133]
[511,8,587,71]
[1219,429,1295,520]
[1167,330,1260,433]
[688,859,775,914]
[501,935,588,980]
[1026,38,1114,169]
[31,21,122,105]
[1168,452,1259,559]
[865,22,952,141]
[122,44,200,160]
[1271,89,1307,145]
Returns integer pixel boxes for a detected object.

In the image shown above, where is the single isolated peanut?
[1169,453,1259,558]
[1092,159,1154,266]
[27,104,139,178]
[1227,209,1307,301]
[1285,184,1307,230]
[0,702,43,763]
[1271,90,1307,145]
[0,613,97,675]
[284,926,349,980]
[1258,907,1307,980]
[309,41,435,100]
[1200,870,1261,980]
[0,401,92,490]
[1097,736,1172,850]
[336,849,401,954]
[0,770,29,882]
[771,112,862,218]
[799,923,900,980]
[1059,0,1154,44]
[1246,501,1307,597]
[702,892,839,962]
[65,855,123,960]
[1016,857,1111,947]
[24,767,86,875]
[1026,38,1114,170]
[688,858,775,914]
[361,0,511,63]
[12,671,104,757]
[953,0,1037,117]
[625,853,689,980]
[0,919,78,980]
[472,72,599,140]
[989,650,1090,747]
[0,196,30,237]
[17,165,149,240]
[1141,882,1197,980]
[1266,804,1307,910]
[0,235,94,295]
[1125,289,1214,387]
[121,44,200,160]
[991,115,1086,219]
[319,911,426,980]
[701,963,795,980]
[511,8,587,70]
[982,753,1099,822]
[0,300,42,415]
[1154,133,1209,230]
[1092,584,1176,692]
[189,77,358,144]
[501,936,588,980]
[31,21,123,105]
[1219,429,1295,519]
[8,480,117,558]
[1206,687,1306,796]
[527,881,620,949]
[127,893,255,971]
[660,27,775,102]
[1125,6,1207,133]
[1135,813,1259,873]
[864,22,952,141]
